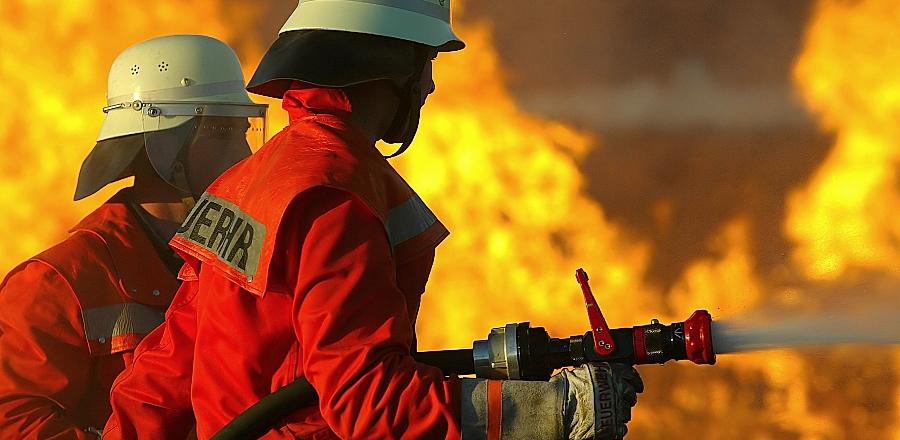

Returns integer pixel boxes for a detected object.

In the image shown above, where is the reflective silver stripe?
[460,378,567,439]
[387,193,438,247]
[106,79,246,106]
[82,303,165,342]
[299,0,450,22]
[461,378,489,439]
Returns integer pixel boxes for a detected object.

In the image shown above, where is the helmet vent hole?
[158,61,169,72]
[130,65,140,75]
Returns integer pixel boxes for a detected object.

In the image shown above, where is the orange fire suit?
[0,189,180,438]
[104,84,461,439]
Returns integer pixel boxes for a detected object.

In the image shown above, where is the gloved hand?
[460,363,644,440]
[557,363,643,439]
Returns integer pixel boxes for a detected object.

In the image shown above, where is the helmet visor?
[141,102,267,193]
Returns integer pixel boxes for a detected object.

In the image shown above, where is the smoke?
[713,298,900,354]
[519,59,813,131]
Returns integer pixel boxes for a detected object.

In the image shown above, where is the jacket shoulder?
[30,230,121,305]
[0,259,89,354]
[171,117,397,295]
[251,118,372,198]
[0,258,79,308]
[21,231,163,356]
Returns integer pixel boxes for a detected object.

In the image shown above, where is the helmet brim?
[247,30,423,99]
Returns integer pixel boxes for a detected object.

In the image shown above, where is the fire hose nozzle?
[629,310,716,365]
[684,309,716,365]
[468,310,716,380]
[433,270,715,381]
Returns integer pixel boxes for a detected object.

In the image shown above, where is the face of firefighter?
[184,117,252,195]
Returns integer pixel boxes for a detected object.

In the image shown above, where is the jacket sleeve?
[0,262,93,440]
[102,276,199,439]
[286,187,461,439]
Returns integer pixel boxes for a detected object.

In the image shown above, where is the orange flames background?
[1,0,898,438]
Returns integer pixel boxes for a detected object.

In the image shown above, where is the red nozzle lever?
[576,268,615,355]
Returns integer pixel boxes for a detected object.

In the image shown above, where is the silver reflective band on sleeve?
[82,303,165,342]
[460,378,566,440]
[106,79,247,107]
[299,0,450,22]
[461,378,488,440]
[386,193,438,247]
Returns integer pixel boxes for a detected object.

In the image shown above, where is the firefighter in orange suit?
[105,2,643,439]
[0,35,267,438]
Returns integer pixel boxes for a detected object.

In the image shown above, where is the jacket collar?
[281,81,375,152]
[70,188,179,306]
[282,81,353,122]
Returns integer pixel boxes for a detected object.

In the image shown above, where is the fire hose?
[212,269,717,439]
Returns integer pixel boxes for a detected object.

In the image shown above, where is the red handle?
[575,268,615,355]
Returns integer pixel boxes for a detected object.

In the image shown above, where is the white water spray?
[712,300,900,354]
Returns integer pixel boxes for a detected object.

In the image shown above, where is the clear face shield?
[139,101,267,195]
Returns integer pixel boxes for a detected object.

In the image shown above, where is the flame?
[2,0,899,438]
[787,0,900,436]
[391,23,652,348]
[788,0,900,281]
[400,21,779,438]
[405,4,900,437]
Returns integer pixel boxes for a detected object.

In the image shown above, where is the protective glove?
[460,363,644,440]
[563,363,643,439]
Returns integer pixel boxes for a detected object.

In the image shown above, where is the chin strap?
[382,48,429,159]
[382,84,421,159]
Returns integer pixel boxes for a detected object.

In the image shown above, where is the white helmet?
[75,34,267,200]
[281,0,463,52]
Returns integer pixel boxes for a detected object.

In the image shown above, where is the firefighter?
[104,2,643,439]
[0,35,266,438]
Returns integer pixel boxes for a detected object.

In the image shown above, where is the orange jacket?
[0,189,179,439]
[104,85,461,439]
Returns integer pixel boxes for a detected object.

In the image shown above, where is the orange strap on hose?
[487,379,503,440]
